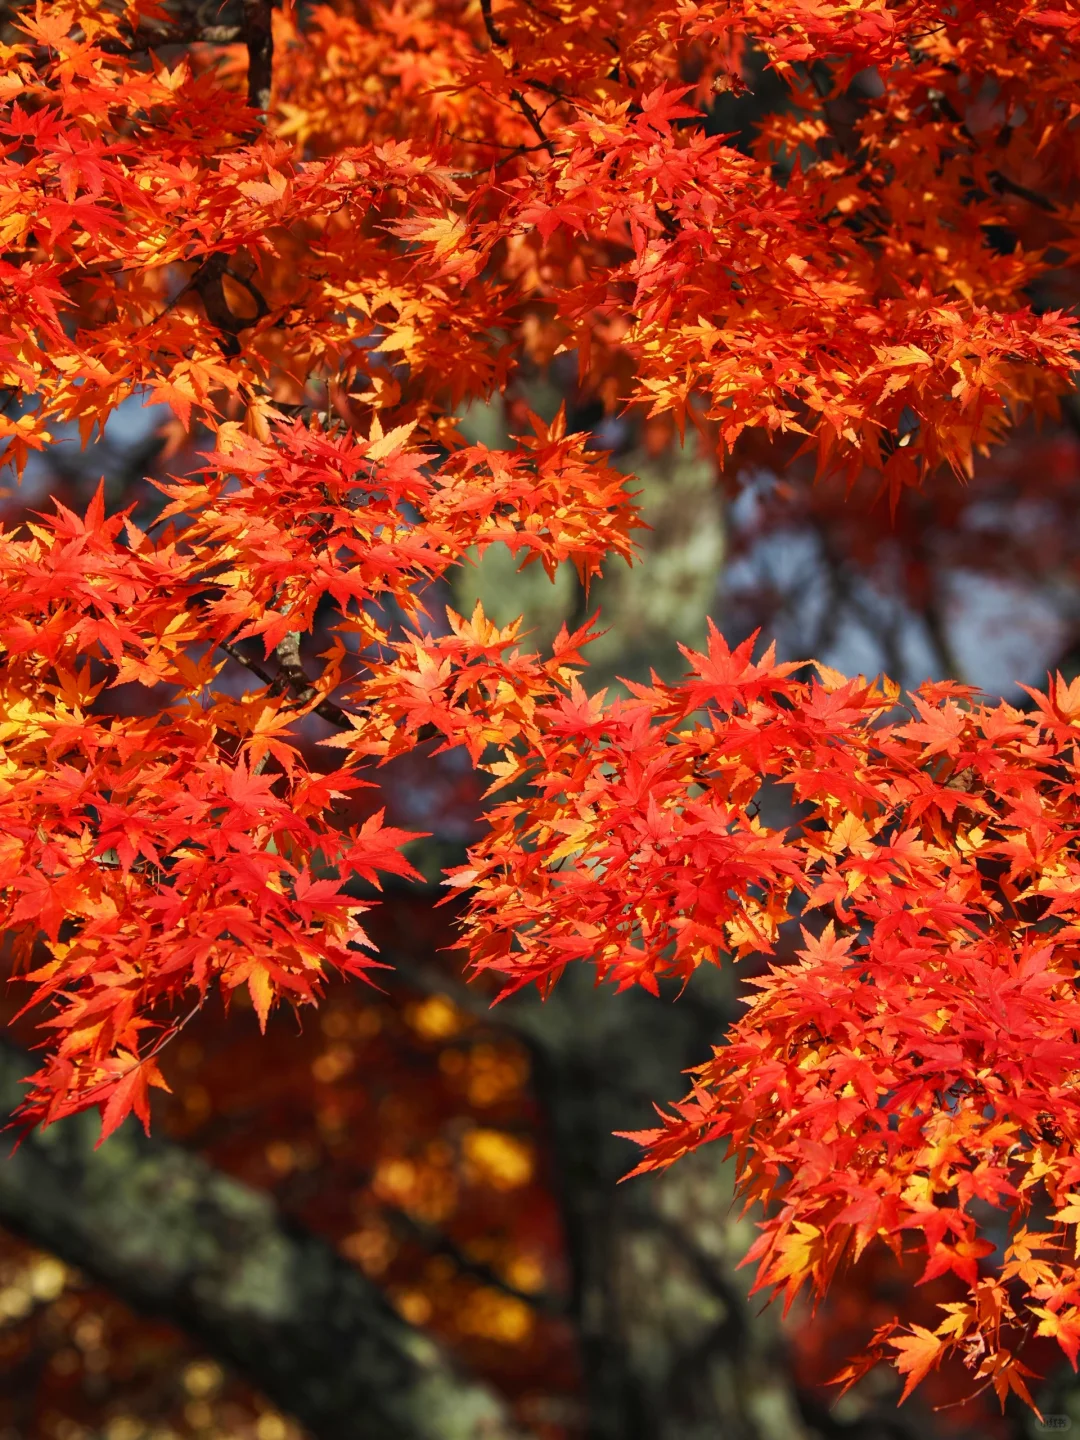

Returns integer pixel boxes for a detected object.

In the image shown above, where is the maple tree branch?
[921,584,966,684]
[988,168,1059,214]
[450,141,566,178]
[480,0,508,49]
[627,1210,746,1323]
[218,636,354,729]
[444,131,553,155]
[271,630,354,727]
[225,264,272,319]
[928,91,1060,215]
[152,252,267,358]
[509,90,556,157]
[805,59,864,164]
[270,630,316,695]
[243,0,275,114]
[807,520,882,669]
[190,253,271,355]
[380,1204,566,1317]
[218,639,277,688]
[907,503,967,684]
[0,1040,526,1440]
[517,78,567,100]
[499,967,787,1440]
[98,22,243,53]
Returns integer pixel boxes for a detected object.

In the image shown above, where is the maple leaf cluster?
[5,0,1080,1413]
[0,409,636,1134]
[453,628,1080,1407]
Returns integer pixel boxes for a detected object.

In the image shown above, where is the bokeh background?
[6,2,1080,1436]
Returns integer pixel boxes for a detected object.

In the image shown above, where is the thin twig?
[381,1203,567,1316]
[444,130,552,154]
[141,998,206,1066]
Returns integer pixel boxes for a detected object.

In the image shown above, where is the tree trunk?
[0,1040,524,1440]
[503,965,815,1440]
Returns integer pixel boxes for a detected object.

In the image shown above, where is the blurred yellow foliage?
[463,1129,534,1191]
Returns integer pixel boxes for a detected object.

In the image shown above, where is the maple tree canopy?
[6,0,1080,1414]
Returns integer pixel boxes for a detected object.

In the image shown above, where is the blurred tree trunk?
[500,968,816,1440]
[0,1039,523,1440]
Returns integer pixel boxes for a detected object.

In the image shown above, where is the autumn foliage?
[6,0,1080,1416]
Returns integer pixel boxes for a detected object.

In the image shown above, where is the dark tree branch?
[191,253,270,355]
[271,631,354,727]
[480,0,508,48]
[99,23,244,54]
[381,1204,567,1317]
[0,1040,526,1440]
[156,252,271,359]
[509,91,556,157]
[927,92,1060,215]
[218,635,354,729]
[243,0,275,113]
[988,168,1059,214]
[219,639,277,688]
